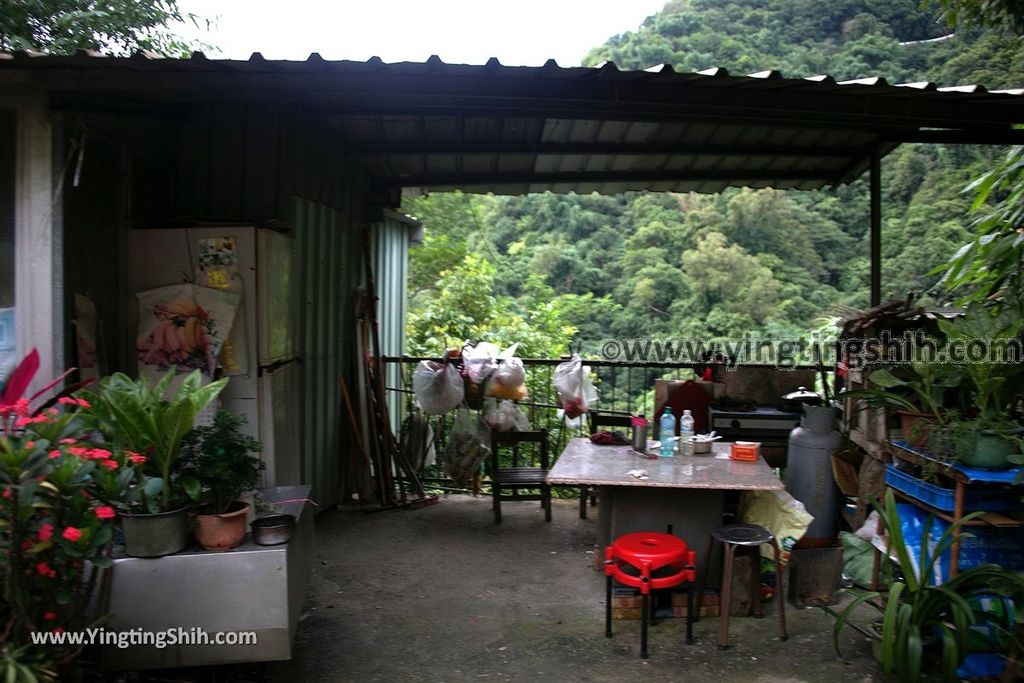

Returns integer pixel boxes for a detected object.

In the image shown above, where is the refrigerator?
[126,226,301,487]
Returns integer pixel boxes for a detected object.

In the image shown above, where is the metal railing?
[383,355,831,495]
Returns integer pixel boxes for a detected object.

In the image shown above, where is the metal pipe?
[870,150,882,306]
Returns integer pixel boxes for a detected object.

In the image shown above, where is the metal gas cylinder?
[784,404,841,546]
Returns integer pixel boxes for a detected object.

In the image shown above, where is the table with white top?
[548,438,783,581]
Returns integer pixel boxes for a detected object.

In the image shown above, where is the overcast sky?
[176,0,666,65]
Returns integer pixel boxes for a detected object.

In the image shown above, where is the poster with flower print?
[136,283,240,381]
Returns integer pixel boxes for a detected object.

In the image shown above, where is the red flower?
[58,438,77,445]
[86,448,112,460]
[37,523,53,541]
[15,414,51,427]
[43,611,57,621]
[128,452,147,464]
[24,440,35,448]
[48,449,62,459]
[1,488,10,499]
[61,526,82,542]
[36,562,53,576]
[94,506,116,520]
[58,396,91,408]
[98,459,118,469]
[68,446,89,457]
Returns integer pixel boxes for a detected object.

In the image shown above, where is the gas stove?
[709,406,801,440]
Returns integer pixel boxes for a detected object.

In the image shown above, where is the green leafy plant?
[862,362,962,423]
[180,410,263,515]
[937,145,1024,307]
[85,369,227,513]
[833,489,1024,681]
[0,351,118,675]
[937,301,1024,424]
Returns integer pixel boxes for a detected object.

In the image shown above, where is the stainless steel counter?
[101,486,315,670]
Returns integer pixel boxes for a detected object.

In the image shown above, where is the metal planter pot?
[119,507,188,557]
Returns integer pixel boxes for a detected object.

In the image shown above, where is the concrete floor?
[267,495,882,683]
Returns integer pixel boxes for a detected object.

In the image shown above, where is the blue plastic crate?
[885,465,1023,512]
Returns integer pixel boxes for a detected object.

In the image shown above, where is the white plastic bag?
[445,407,490,484]
[553,354,598,419]
[488,356,528,400]
[483,399,531,432]
[462,342,501,384]
[412,360,464,415]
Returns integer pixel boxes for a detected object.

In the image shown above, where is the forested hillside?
[402,0,1024,357]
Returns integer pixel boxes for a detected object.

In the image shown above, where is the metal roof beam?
[36,70,1024,128]
[885,128,1024,145]
[344,140,865,158]
[375,168,832,188]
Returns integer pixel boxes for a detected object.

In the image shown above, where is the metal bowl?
[251,514,296,546]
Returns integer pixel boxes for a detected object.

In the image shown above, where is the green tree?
[0,0,207,56]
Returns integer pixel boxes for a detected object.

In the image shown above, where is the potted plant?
[0,350,117,678]
[834,490,1024,682]
[84,368,227,557]
[843,357,961,448]
[180,410,264,551]
[936,302,1024,468]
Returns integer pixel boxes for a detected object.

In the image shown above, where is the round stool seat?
[712,523,774,547]
[612,532,687,566]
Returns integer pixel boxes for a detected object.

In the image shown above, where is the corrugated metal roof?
[2,51,1023,195]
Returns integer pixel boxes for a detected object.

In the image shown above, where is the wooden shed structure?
[2,52,1024,507]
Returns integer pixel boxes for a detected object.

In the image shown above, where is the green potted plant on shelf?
[84,368,227,557]
[180,410,264,551]
[863,360,962,447]
[936,302,1024,469]
[834,490,1024,682]
[842,351,962,448]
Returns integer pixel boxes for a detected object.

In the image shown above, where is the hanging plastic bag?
[445,408,491,485]
[401,406,436,470]
[462,342,501,384]
[553,354,598,419]
[412,360,464,415]
[483,399,531,432]
[488,356,528,400]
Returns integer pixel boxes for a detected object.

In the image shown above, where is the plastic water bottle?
[679,409,695,456]
[659,407,676,457]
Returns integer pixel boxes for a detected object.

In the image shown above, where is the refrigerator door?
[259,359,302,488]
[256,230,296,365]
[126,226,258,380]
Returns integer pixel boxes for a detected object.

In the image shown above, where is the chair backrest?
[589,411,632,435]
[490,429,549,470]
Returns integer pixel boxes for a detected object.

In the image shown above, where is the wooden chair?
[490,429,551,523]
[583,411,633,519]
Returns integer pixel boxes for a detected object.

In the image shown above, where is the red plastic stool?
[604,531,697,658]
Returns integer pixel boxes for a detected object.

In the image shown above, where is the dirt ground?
[266,494,882,683]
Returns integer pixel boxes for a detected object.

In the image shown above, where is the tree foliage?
[0,0,205,56]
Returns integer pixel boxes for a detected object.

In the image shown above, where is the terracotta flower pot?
[194,502,250,551]
[896,410,935,448]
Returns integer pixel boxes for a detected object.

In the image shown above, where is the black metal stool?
[695,523,788,649]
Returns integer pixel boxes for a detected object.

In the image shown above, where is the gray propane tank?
[784,404,841,545]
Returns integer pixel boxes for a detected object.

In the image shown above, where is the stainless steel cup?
[631,424,648,452]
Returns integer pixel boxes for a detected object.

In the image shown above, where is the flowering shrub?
[0,352,117,676]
